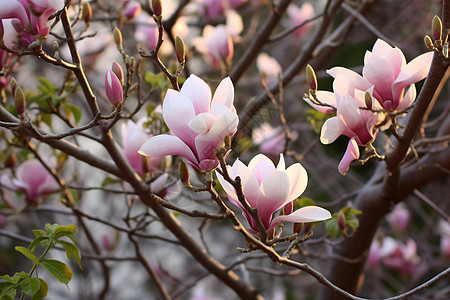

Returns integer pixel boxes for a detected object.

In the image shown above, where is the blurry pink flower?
[123,1,142,20]
[256,53,282,86]
[329,39,433,111]
[0,159,59,204]
[135,12,159,51]
[438,220,450,259]
[0,0,65,47]
[252,123,285,156]
[386,203,410,235]
[216,154,331,233]
[380,237,420,275]
[193,25,234,67]
[318,75,380,175]
[197,0,246,18]
[120,118,168,176]
[367,239,383,269]
[286,2,314,37]
[139,75,238,171]
[105,70,123,106]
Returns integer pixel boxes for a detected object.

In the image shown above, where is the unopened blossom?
[120,118,169,176]
[123,1,142,20]
[0,0,65,48]
[139,75,238,171]
[386,203,410,235]
[105,70,123,106]
[216,154,331,233]
[0,159,59,204]
[329,39,433,111]
[286,2,314,37]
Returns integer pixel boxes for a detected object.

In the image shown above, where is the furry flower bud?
[105,70,123,106]
[306,64,317,91]
[82,2,92,23]
[152,0,162,17]
[175,36,185,63]
[111,61,124,86]
[113,27,123,46]
[432,15,442,41]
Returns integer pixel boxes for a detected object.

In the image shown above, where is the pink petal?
[138,135,198,166]
[248,154,277,184]
[0,0,28,25]
[162,89,197,147]
[304,90,337,114]
[188,112,217,134]
[363,54,396,101]
[328,67,372,95]
[180,74,212,114]
[320,117,342,144]
[338,138,360,175]
[284,162,308,202]
[256,171,290,228]
[211,77,235,110]
[270,206,331,226]
[392,51,433,105]
[396,84,416,111]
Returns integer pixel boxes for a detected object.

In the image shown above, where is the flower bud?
[293,222,303,234]
[175,36,185,63]
[82,2,92,23]
[10,78,25,115]
[105,70,123,106]
[432,15,442,41]
[337,210,346,232]
[424,35,434,50]
[112,61,124,86]
[364,91,372,109]
[306,64,317,91]
[123,2,142,20]
[178,160,190,186]
[224,134,231,150]
[113,27,123,46]
[152,0,162,17]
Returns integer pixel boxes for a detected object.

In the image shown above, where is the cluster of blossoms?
[305,39,433,174]
[0,0,65,49]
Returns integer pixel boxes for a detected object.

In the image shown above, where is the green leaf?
[37,77,57,95]
[101,176,121,188]
[58,241,82,270]
[346,217,359,229]
[40,260,72,286]
[0,283,16,299]
[61,102,82,124]
[15,247,40,265]
[326,219,341,238]
[295,197,316,208]
[0,275,12,282]
[0,282,14,293]
[12,272,29,282]
[144,71,162,88]
[45,223,59,234]
[32,279,48,300]
[54,224,78,242]
[32,230,48,238]
[29,237,50,253]
[20,278,41,296]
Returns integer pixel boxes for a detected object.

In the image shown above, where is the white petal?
[138,135,198,166]
[180,74,212,114]
[320,117,342,144]
[271,206,331,226]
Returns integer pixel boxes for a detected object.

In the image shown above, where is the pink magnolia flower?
[123,1,142,20]
[0,159,59,204]
[120,118,169,176]
[329,39,433,111]
[139,75,238,171]
[380,237,421,275]
[0,0,65,47]
[216,154,331,233]
[197,0,246,18]
[386,203,410,235]
[317,75,380,175]
[256,53,282,86]
[134,12,159,51]
[286,2,314,37]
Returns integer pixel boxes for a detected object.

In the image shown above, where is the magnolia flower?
[123,1,142,20]
[139,75,238,171]
[380,237,421,275]
[120,118,169,175]
[216,154,331,233]
[192,10,242,67]
[256,53,282,86]
[329,39,433,111]
[0,159,59,204]
[197,0,246,18]
[0,0,65,47]
[286,2,314,37]
[317,75,380,175]
[438,220,450,259]
[134,12,159,51]
[386,203,410,235]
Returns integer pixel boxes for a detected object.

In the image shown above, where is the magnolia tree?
[0,0,449,299]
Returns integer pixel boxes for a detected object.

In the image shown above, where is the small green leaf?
[0,283,16,299]
[0,275,13,282]
[61,102,82,124]
[29,237,50,253]
[346,217,359,229]
[20,278,41,295]
[326,219,341,238]
[45,223,59,234]
[58,241,82,270]
[32,230,48,238]
[32,279,48,300]
[101,176,121,188]
[12,272,29,282]
[40,260,72,286]
[0,282,14,293]
[15,247,40,265]
[54,224,78,242]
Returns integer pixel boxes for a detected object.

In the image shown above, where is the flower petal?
[338,138,360,175]
[304,90,337,114]
[270,206,331,226]
[211,77,235,110]
[256,171,290,228]
[285,162,308,202]
[139,135,198,166]
[180,74,212,114]
[320,117,342,144]
[248,154,277,184]
[396,84,416,111]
